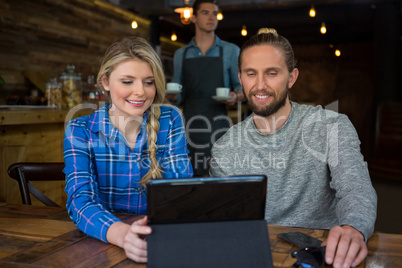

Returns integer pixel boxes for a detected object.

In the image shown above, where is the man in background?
[168,0,244,176]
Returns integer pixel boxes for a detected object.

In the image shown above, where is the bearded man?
[210,28,377,268]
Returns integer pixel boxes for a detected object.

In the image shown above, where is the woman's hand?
[122,216,152,263]
[107,216,152,263]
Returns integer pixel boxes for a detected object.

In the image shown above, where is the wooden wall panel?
[0,0,154,97]
[0,146,26,205]
[0,123,66,207]
[0,108,94,207]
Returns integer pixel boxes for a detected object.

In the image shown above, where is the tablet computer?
[146,175,267,224]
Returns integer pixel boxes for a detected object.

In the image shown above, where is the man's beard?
[244,86,289,117]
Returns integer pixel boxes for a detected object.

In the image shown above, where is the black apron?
[182,46,230,176]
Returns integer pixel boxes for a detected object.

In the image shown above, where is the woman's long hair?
[97,36,165,185]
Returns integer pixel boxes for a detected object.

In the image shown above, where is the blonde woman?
[63,36,193,262]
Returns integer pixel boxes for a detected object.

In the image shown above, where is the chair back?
[7,162,65,207]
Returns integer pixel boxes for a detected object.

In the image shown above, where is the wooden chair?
[7,162,65,207]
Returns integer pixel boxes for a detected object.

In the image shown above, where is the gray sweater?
[211,101,377,240]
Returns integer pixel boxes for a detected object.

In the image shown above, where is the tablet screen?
[146,175,267,224]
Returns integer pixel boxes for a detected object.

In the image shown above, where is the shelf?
[0,106,94,125]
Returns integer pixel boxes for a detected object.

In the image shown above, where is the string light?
[335,49,341,57]
[241,25,247,36]
[309,4,316,17]
[131,20,138,29]
[171,31,177,42]
[320,22,326,34]
[217,11,223,20]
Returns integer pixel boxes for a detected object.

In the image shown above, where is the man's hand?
[323,225,367,268]
[220,91,238,106]
[165,93,178,102]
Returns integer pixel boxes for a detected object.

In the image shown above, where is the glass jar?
[45,78,62,108]
[59,64,82,109]
[82,74,107,108]
[82,75,97,103]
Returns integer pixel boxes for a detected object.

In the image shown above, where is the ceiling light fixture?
[174,0,193,25]
[309,4,316,17]
[320,22,326,34]
[241,25,247,36]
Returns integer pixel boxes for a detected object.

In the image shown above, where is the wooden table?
[0,204,401,268]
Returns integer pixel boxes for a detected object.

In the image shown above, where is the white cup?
[216,87,230,97]
[167,82,182,92]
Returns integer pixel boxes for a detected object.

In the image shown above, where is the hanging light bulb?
[309,4,316,17]
[241,25,247,36]
[217,11,223,20]
[171,31,177,42]
[131,20,138,29]
[320,22,327,34]
[174,0,193,25]
[335,49,341,57]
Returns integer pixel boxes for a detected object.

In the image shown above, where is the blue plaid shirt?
[63,104,193,242]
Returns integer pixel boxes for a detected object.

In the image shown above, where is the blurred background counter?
[0,107,94,207]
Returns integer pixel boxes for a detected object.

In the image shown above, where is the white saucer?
[165,89,182,94]
[212,95,232,101]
